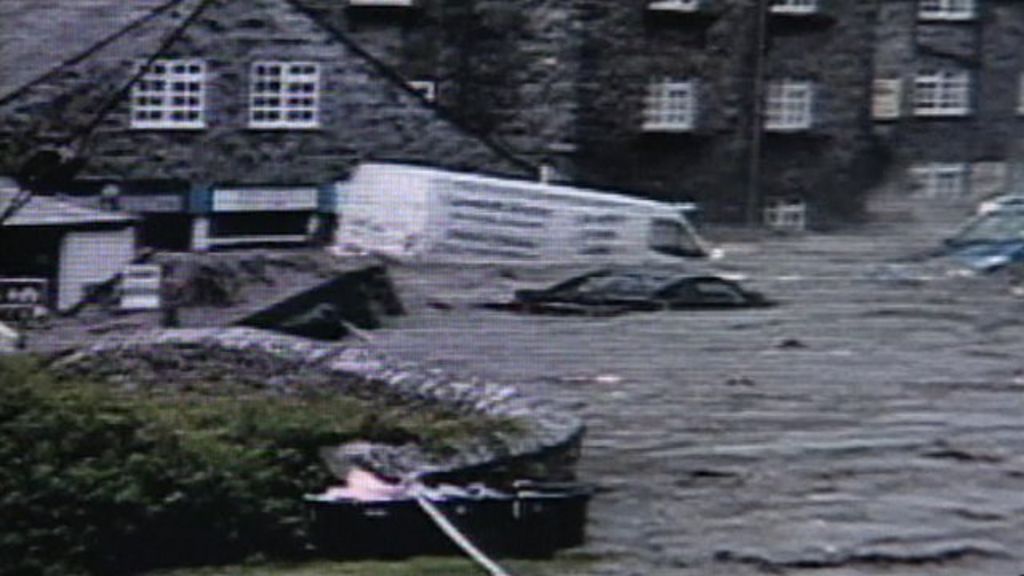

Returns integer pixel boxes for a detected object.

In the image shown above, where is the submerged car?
[485,268,772,314]
[944,205,1024,271]
[976,194,1024,216]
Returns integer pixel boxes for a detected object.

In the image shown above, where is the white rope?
[410,483,512,576]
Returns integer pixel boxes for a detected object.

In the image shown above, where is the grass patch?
[0,355,520,576]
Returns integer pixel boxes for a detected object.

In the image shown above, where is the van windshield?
[648,218,706,257]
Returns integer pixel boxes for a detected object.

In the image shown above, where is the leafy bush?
[0,357,509,576]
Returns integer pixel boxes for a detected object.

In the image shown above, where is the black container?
[307,484,593,559]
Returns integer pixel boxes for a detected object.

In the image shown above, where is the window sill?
[130,124,207,131]
[246,124,323,131]
[911,110,972,118]
[642,123,697,133]
[644,4,719,24]
[648,1,701,13]
[764,125,814,133]
[769,8,818,16]
[917,14,976,23]
[347,0,419,7]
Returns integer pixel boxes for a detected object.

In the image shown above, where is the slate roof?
[0,0,170,99]
[0,0,533,178]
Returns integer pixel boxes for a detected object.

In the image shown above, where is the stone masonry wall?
[0,0,531,186]
[51,327,585,483]
[871,1,1024,207]
[303,0,581,175]
[571,0,881,222]
[304,0,883,223]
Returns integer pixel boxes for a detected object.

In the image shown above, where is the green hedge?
[0,357,509,576]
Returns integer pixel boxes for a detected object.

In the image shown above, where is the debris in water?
[725,375,756,387]
[776,337,807,349]
[920,439,1005,464]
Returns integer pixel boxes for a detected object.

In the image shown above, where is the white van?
[332,163,709,264]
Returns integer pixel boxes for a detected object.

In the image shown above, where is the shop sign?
[212,187,319,212]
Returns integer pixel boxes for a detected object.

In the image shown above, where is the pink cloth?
[322,468,408,502]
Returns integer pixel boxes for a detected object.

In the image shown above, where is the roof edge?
[281,0,539,177]
[0,0,192,106]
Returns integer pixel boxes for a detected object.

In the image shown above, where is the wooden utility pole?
[746,0,769,227]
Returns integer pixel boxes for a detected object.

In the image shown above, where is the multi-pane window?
[872,78,903,120]
[909,163,969,199]
[643,80,697,132]
[918,0,975,20]
[250,62,321,129]
[770,0,817,14]
[763,197,807,231]
[1017,73,1024,115]
[764,80,814,131]
[913,71,971,116]
[648,0,700,12]
[131,59,205,129]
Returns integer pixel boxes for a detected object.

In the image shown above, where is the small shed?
[1,186,136,312]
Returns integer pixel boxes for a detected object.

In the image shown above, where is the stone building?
[300,0,885,225]
[871,0,1021,222]
[0,0,533,248]
[7,0,1020,230]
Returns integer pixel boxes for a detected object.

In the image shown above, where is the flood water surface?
[373,228,1024,576]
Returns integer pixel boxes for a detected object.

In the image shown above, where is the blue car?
[945,205,1024,271]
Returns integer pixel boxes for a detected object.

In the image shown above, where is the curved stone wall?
[49,326,585,482]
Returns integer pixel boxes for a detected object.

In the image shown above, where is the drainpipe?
[746,0,769,227]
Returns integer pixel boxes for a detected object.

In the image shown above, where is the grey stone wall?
[302,0,581,173]
[51,326,585,482]
[872,0,1024,199]
[570,0,881,222]
[304,0,883,223]
[13,0,991,223]
[0,0,531,187]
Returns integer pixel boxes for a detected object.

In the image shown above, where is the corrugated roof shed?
[0,0,169,99]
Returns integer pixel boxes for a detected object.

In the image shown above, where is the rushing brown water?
[373,223,1024,576]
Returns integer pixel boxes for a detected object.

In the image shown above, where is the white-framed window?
[1017,73,1024,115]
[249,62,321,129]
[918,0,975,21]
[913,70,971,117]
[131,59,205,129]
[642,79,697,132]
[872,78,903,120]
[764,197,807,231]
[407,80,437,102]
[770,0,817,15]
[648,0,701,12]
[909,163,969,198]
[764,80,814,131]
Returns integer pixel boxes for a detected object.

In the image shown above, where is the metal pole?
[0,188,32,227]
[746,0,769,227]
[411,484,513,576]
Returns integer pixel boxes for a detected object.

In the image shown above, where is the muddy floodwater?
[372,223,1024,576]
